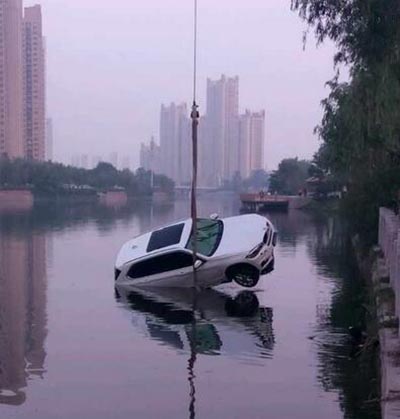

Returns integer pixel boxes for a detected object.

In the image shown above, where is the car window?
[147,223,185,252]
[186,219,223,257]
[128,251,193,279]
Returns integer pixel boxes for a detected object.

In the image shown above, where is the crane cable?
[188,4,200,417]
[190,0,199,284]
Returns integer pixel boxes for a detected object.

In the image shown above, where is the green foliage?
[292,0,400,243]
[291,0,400,68]
[269,158,311,195]
[0,158,175,197]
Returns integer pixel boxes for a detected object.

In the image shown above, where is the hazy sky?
[26,0,337,170]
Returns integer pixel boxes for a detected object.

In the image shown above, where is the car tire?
[226,264,260,288]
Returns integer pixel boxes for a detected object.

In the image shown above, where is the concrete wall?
[379,208,400,322]
[376,207,400,419]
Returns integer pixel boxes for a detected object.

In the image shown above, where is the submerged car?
[115,214,277,288]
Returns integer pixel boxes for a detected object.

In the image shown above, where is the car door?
[196,255,229,287]
[154,251,195,287]
[126,250,195,287]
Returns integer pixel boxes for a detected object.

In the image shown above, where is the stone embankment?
[375,208,400,418]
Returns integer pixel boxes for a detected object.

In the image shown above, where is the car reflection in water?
[115,285,275,359]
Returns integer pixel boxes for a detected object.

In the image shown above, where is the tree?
[269,158,311,195]
[0,159,174,198]
[292,0,400,243]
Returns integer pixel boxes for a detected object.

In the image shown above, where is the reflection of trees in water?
[0,233,47,405]
[0,200,174,236]
[306,214,380,419]
[0,193,241,237]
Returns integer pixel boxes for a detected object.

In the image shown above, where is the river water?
[0,194,380,419]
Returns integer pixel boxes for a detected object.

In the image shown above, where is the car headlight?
[246,243,264,259]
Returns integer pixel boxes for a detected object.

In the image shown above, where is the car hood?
[213,214,268,257]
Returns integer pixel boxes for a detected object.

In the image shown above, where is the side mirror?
[210,213,219,220]
[194,260,203,270]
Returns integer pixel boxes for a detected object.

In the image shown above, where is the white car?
[115,214,277,288]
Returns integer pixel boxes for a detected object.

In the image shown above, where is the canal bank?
[353,208,400,419]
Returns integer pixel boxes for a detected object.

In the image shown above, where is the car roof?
[147,222,186,252]
[116,219,193,268]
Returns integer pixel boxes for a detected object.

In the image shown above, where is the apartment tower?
[23,5,45,160]
[204,75,239,186]
[159,103,191,186]
[239,110,266,178]
[0,0,24,158]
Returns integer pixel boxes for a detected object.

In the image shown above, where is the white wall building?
[159,103,191,186]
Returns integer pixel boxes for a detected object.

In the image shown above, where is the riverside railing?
[379,207,400,322]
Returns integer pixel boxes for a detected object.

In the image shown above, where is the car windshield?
[186,219,223,257]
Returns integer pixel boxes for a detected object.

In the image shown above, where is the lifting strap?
[190,0,199,284]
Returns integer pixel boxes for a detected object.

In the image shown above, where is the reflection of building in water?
[0,233,47,405]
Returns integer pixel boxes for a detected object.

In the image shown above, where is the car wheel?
[227,264,260,288]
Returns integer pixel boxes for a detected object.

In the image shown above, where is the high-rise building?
[22,5,45,161]
[248,110,266,173]
[0,0,24,159]
[239,110,266,178]
[140,137,161,173]
[159,103,191,186]
[45,118,53,161]
[197,115,211,187]
[203,75,239,186]
[157,75,266,187]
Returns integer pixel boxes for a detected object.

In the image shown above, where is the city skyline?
[33,0,338,170]
[141,75,266,187]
